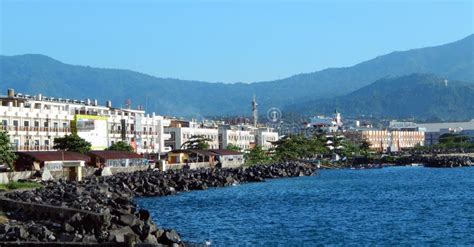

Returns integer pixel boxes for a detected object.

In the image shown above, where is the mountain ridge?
[0,34,473,118]
[284,73,474,121]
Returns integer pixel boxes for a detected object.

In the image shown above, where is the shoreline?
[0,162,317,246]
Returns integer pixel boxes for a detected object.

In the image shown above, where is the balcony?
[13,145,52,151]
[3,126,71,133]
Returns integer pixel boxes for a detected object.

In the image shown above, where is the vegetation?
[180,135,211,150]
[0,130,16,171]
[244,146,272,166]
[106,141,134,152]
[53,134,92,154]
[0,181,41,191]
[225,143,241,152]
[285,74,474,121]
[272,134,326,162]
[1,34,472,118]
[414,133,474,151]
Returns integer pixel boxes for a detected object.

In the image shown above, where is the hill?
[284,74,474,121]
[0,34,473,117]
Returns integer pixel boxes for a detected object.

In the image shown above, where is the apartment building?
[0,89,170,154]
[346,129,425,152]
[255,127,279,150]
[218,125,255,150]
[165,120,219,150]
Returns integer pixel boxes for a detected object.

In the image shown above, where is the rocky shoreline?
[350,155,474,168]
[0,162,317,246]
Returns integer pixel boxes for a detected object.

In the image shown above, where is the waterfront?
[137,166,474,245]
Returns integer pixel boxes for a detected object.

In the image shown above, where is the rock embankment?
[0,162,317,246]
[396,155,473,168]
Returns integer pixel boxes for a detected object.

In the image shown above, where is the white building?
[218,125,255,151]
[255,127,279,150]
[309,110,342,133]
[165,120,219,150]
[0,89,171,154]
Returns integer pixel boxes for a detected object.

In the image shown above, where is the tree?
[180,135,211,150]
[245,145,271,166]
[0,130,16,171]
[106,141,134,152]
[53,134,91,154]
[226,143,241,152]
[272,134,327,162]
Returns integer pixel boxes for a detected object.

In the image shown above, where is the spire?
[252,94,258,127]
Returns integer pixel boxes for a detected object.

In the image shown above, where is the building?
[417,120,474,146]
[165,120,219,150]
[218,125,255,150]
[255,127,279,150]
[309,110,342,133]
[167,149,244,168]
[347,129,425,152]
[15,151,90,181]
[88,150,147,168]
[0,89,171,155]
[210,149,245,168]
[167,149,216,165]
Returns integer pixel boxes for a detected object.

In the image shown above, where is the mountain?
[0,34,473,117]
[284,74,474,121]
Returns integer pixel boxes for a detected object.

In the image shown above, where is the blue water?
[136,167,474,245]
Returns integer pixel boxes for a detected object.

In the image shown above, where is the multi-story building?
[218,125,255,150]
[0,89,170,154]
[255,127,279,150]
[165,121,279,152]
[347,129,425,152]
[164,120,219,150]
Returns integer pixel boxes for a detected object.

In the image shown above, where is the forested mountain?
[0,34,472,118]
[284,74,474,121]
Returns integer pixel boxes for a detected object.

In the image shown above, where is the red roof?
[16,151,90,162]
[88,151,144,160]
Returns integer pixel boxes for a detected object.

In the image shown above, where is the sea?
[136,166,474,246]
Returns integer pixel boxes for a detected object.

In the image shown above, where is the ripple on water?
[136,167,474,246]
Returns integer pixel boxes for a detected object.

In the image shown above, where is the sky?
[0,0,473,83]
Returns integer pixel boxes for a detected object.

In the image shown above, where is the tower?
[334,109,342,126]
[252,95,258,127]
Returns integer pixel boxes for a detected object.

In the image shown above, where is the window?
[44,122,49,128]
[1,120,7,126]
[53,122,58,128]
[44,140,49,146]
[34,121,39,127]
[34,140,39,146]
[63,122,67,128]
[13,120,18,127]
[24,121,29,127]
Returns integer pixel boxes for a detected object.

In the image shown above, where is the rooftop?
[417,120,474,132]
[88,151,144,160]
[16,151,91,162]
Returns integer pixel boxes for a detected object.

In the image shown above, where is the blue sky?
[1,0,472,83]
